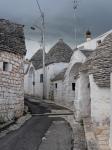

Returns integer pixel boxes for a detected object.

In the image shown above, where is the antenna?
[73,0,79,49]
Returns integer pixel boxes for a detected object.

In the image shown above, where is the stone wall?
[109,73,112,149]
[0,19,26,55]
[0,51,24,122]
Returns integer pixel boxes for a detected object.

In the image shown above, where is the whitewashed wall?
[24,66,44,98]
[24,62,68,99]
[53,80,64,105]
[76,72,91,120]
[35,68,43,98]
[45,62,68,100]
[89,74,110,126]
[63,50,86,109]
[24,63,35,95]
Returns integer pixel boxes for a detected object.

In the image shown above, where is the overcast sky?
[0,0,112,58]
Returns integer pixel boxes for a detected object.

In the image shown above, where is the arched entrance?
[28,67,35,95]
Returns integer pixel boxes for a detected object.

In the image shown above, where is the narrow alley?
[0,97,86,150]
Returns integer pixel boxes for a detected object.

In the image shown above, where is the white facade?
[24,63,35,96]
[45,63,68,99]
[78,73,110,125]
[51,30,112,111]
[89,75,110,126]
[73,31,112,123]
[62,50,87,108]
[53,80,64,105]
[75,72,91,120]
[24,62,68,99]
[24,30,112,128]
[51,50,87,109]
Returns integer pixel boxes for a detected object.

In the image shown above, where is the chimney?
[59,38,63,42]
[85,30,92,41]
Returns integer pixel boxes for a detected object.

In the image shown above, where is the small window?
[55,83,57,89]
[78,46,84,50]
[3,62,9,71]
[97,40,101,46]
[88,83,90,88]
[72,83,75,91]
[40,74,43,83]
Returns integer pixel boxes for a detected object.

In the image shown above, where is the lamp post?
[31,0,46,99]
[73,0,79,49]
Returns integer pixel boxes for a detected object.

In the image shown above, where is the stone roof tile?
[45,39,73,65]
[80,50,93,57]
[0,19,26,55]
[80,33,112,87]
[31,49,43,70]
[31,39,73,70]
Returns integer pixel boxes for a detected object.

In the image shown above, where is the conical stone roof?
[81,33,112,87]
[31,39,73,70]
[31,49,43,70]
[45,39,73,65]
[0,19,26,55]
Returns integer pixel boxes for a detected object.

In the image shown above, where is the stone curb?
[25,95,73,112]
[32,112,73,116]
[0,120,14,132]
[43,100,73,112]
[83,118,99,150]
[0,114,32,138]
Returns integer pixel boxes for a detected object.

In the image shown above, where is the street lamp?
[31,0,46,99]
[31,25,43,47]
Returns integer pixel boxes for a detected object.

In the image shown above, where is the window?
[3,62,9,71]
[88,83,90,88]
[78,46,84,50]
[97,40,101,46]
[40,74,43,83]
[72,83,75,91]
[55,83,57,89]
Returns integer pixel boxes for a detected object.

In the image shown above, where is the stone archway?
[28,67,35,95]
